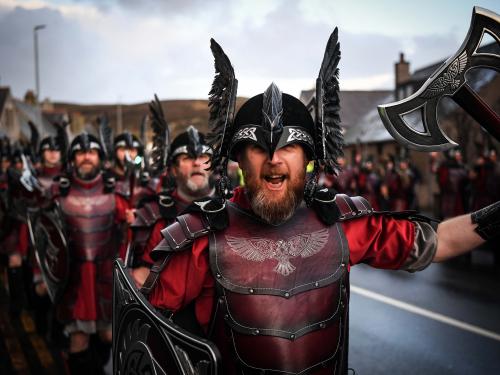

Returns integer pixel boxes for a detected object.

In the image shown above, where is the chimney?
[395,52,410,87]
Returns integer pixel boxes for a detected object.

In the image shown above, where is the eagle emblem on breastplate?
[226,228,329,276]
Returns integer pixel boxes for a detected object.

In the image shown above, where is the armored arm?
[432,201,499,262]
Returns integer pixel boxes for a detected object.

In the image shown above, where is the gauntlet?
[471,201,500,241]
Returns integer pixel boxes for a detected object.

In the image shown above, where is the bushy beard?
[178,173,211,198]
[245,169,306,225]
[76,164,100,180]
[185,177,209,195]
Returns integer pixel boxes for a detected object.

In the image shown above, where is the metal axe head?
[378,7,500,151]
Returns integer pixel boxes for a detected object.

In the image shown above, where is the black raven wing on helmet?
[314,27,343,176]
[148,94,170,176]
[28,121,40,162]
[98,114,113,162]
[207,38,238,173]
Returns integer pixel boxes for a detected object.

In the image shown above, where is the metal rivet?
[314,281,319,287]
[224,314,229,320]
[218,298,224,304]
[254,329,260,335]
[284,292,290,298]
[319,322,326,329]
[216,273,221,278]
[341,263,345,267]
[290,334,295,340]
[249,288,254,294]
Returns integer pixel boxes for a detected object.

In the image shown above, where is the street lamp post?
[33,24,46,103]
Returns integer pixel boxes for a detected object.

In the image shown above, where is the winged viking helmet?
[207,28,343,203]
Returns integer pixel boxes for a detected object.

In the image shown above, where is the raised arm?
[434,201,499,262]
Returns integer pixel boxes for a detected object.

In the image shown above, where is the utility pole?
[33,24,46,103]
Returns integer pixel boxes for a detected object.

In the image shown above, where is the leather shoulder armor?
[114,179,129,198]
[150,212,211,261]
[311,188,373,224]
[333,194,373,221]
[132,200,163,228]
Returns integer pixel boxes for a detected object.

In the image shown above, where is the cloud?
[0,0,496,103]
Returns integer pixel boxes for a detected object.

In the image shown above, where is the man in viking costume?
[2,144,34,317]
[149,31,497,373]
[112,130,157,208]
[114,12,499,373]
[128,96,214,288]
[50,133,128,374]
[36,135,63,193]
[29,134,64,334]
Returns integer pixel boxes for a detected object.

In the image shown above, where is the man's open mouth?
[263,174,287,190]
[191,172,205,177]
[264,175,286,184]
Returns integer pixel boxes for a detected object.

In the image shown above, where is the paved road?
[349,254,500,374]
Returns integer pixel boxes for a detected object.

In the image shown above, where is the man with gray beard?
[128,125,214,289]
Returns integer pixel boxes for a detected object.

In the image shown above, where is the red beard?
[244,168,306,225]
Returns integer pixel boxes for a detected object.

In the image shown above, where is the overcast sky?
[0,0,498,104]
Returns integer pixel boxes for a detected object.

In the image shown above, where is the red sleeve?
[343,215,415,269]
[16,222,30,257]
[141,219,167,265]
[115,194,130,223]
[148,236,215,331]
[115,194,130,259]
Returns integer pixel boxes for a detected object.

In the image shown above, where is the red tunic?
[56,174,128,322]
[149,187,415,332]
[139,190,190,265]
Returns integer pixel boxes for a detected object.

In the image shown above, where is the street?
[349,252,500,374]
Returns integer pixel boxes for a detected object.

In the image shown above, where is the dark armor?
[471,200,500,241]
[57,175,117,321]
[208,202,349,374]
[113,259,221,375]
[28,202,69,302]
[126,193,186,268]
[59,177,116,262]
[138,194,372,374]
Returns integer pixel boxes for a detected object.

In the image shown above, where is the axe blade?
[378,6,500,151]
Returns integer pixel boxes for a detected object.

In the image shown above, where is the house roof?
[343,92,395,145]
[410,42,499,86]
[14,99,56,140]
[335,42,499,146]
[300,89,392,129]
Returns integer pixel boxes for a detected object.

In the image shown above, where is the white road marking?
[351,285,500,342]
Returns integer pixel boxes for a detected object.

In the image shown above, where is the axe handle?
[453,83,500,142]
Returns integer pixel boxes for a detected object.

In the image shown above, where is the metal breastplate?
[59,178,116,261]
[209,202,349,374]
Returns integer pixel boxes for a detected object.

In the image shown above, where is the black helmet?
[169,125,212,164]
[229,83,315,160]
[113,131,144,156]
[0,136,12,161]
[38,136,61,155]
[69,132,104,160]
